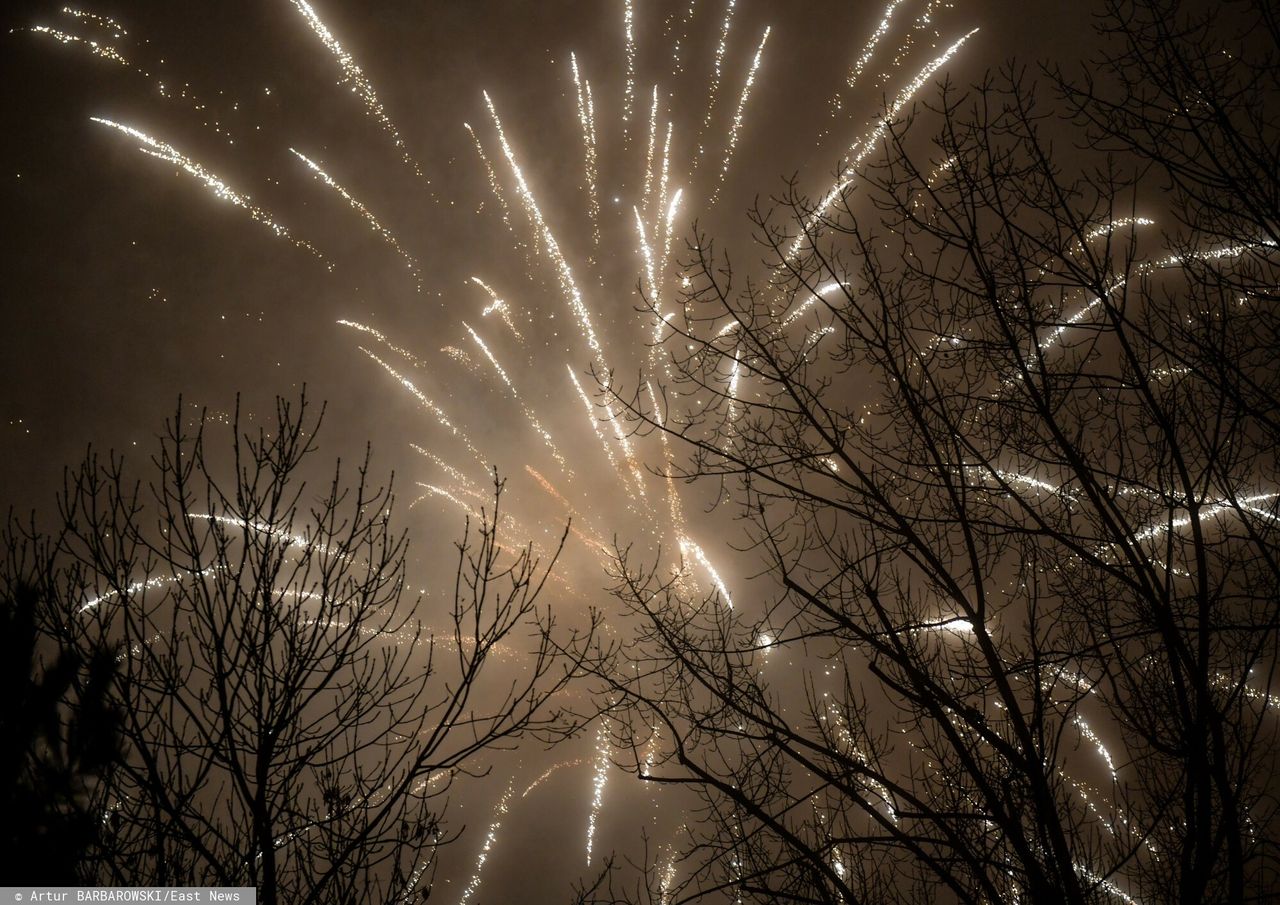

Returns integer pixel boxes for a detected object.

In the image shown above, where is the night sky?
[1,1,1100,898]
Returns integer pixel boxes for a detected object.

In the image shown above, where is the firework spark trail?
[470,277,524,341]
[845,0,904,93]
[636,206,658,301]
[412,481,568,568]
[643,86,661,216]
[23,24,129,66]
[452,759,588,905]
[80,569,218,613]
[567,365,632,499]
[1083,216,1156,244]
[570,54,602,247]
[695,0,738,164]
[412,482,476,517]
[412,444,486,497]
[356,347,488,468]
[462,320,573,477]
[524,466,612,554]
[655,126,676,257]
[337,319,430,369]
[287,0,425,180]
[482,92,604,362]
[658,847,679,905]
[1074,713,1118,783]
[1129,493,1280,544]
[187,512,347,558]
[62,8,128,36]
[668,0,699,78]
[645,189,685,388]
[871,0,952,90]
[585,721,611,868]
[290,149,421,288]
[711,26,769,204]
[788,27,981,262]
[457,782,515,905]
[1037,240,1274,358]
[645,381,694,558]
[622,0,637,135]
[522,758,584,798]
[90,117,327,264]
[679,537,733,607]
[816,0,906,143]
[463,122,513,230]
[26,11,249,146]
[779,280,851,329]
[483,91,649,497]
[441,346,476,371]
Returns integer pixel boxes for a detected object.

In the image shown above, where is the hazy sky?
[1,2,1104,897]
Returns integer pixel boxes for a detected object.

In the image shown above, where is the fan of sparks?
[25,2,1270,903]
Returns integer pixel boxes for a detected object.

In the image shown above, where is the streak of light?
[1130,492,1279,544]
[524,466,612,555]
[356,347,487,466]
[462,320,572,476]
[678,537,733,607]
[457,782,515,905]
[696,0,738,162]
[788,27,980,261]
[643,86,661,215]
[712,26,769,204]
[845,0,904,92]
[483,91,649,496]
[1073,713,1118,783]
[412,446,486,501]
[463,122,512,228]
[779,280,850,328]
[661,186,683,273]
[521,758,583,798]
[287,0,424,179]
[80,569,217,613]
[622,0,637,131]
[413,483,475,517]
[585,721,611,867]
[187,512,344,559]
[470,277,524,341]
[669,0,698,77]
[91,118,327,264]
[636,206,658,300]
[567,365,630,497]
[23,24,129,66]
[655,124,676,256]
[337,319,428,370]
[1084,217,1155,243]
[290,148,420,288]
[63,8,128,36]
[483,92,604,363]
[570,54,601,246]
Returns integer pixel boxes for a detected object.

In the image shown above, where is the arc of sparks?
[91,117,327,265]
[711,26,770,204]
[788,27,980,261]
[287,0,425,180]
[291,149,421,289]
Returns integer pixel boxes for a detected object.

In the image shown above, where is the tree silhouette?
[42,394,589,903]
[0,581,121,882]
[584,1,1279,902]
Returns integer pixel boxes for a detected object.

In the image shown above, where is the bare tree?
[584,2,1279,903]
[41,394,587,903]
[0,581,121,883]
